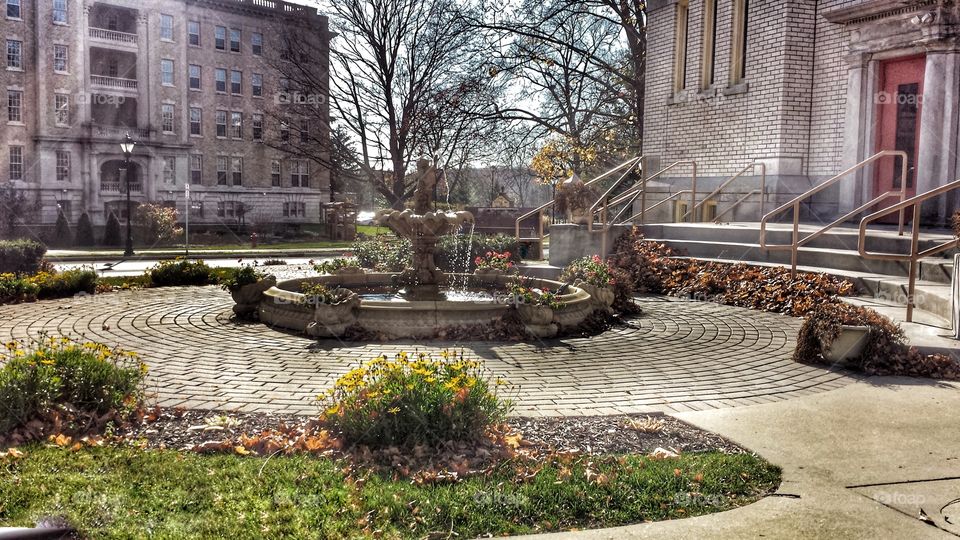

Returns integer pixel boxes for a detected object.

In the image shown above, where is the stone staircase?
[640,222,958,327]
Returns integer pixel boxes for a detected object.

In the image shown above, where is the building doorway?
[874,55,924,217]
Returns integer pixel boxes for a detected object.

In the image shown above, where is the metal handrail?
[859,178,960,322]
[683,162,766,222]
[514,155,644,246]
[595,160,698,227]
[760,150,908,275]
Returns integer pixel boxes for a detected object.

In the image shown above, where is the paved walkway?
[519,377,960,539]
[0,288,852,416]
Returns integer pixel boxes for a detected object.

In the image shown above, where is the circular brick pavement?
[0,287,855,416]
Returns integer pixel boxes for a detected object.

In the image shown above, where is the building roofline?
[823,0,936,25]
[183,0,326,22]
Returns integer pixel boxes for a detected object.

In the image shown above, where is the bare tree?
[311,0,499,209]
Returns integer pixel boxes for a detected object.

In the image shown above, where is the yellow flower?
[388,407,400,414]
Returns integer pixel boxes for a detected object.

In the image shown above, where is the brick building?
[1,0,331,235]
[643,0,958,224]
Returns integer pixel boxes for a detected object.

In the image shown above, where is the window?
[160,59,174,85]
[229,29,241,53]
[161,104,175,133]
[215,68,227,92]
[215,110,227,137]
[271,160,281,186]
[280,120,289,142]
[163,156,176,184]
[299,119,309,143]
[217,201,226,217]
[160,14,174,40]
[53,0,68,24]
[252,32,263,56]
[215,26,226,50]
[106,13,118,31]
[189,107,202,135]
[7,40,22,69]
[53,45,68,72]
[230,111,242,139]
[252,114,263,141]
[672,0,689,92]
[188,21,200,46]
[7,90,22,122]
[54,93,69,125]
[9,146,22,181]
[107,58,118,78]
[216,156,228,185]
[6,0,20,19]
[284,202,305,217]
[730,0,749,84]
[282,202,289,217]
[700,0,717,89]
[189,64,201,89]
[231,157,242,185]
[252,73,263,97]
[190,155,202,184]
[230,70,242,94]
[290,160,309,188]
[56,151,70,181]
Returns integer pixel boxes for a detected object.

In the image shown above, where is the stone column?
[917,50,960,224]
[136,14,150,130]
[838,53,871,214]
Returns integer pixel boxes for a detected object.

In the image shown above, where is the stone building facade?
[643,0,959,224]
[1,0,331,234]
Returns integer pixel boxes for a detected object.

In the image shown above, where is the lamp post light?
[120,134,136,257]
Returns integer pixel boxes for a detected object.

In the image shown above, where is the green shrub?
[147,258,214,287]
[0,239,47,274]
[0,273,40,304]
[52,211,73,247]
[103,212,122,247]
[0,337,147,435]
[28,269,99,299]
[219,265,265,292]
[75,213,96,246]
[320,351,511,447]
[351,237,412,272]
[313,257,359,274]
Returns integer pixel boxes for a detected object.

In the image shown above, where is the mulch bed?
[114,407,746,456]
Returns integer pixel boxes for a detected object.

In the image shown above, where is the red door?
[874,56,924,215]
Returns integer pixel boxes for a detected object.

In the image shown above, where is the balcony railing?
[101,181,143,193]
[91,75,138,90]
[89,27,138,44]
[93,125,151,139]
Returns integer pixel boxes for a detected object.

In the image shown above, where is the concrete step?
[648,238,937,278]
[640,222,958,259]
[676,255,954,328]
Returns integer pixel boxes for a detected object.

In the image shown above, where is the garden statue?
[374,159,473,300]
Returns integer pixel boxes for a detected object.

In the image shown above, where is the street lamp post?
[120,134,136,257]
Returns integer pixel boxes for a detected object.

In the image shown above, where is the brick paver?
[0,288,856,416]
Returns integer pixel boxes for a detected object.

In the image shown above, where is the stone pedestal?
[548,223,633,268]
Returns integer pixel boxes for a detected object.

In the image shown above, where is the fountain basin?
[257,272,595,340]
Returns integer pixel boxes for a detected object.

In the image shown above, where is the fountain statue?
[374,159,474,300]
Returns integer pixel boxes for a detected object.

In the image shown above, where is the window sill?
[667,82,748,105]
[6,67,24,73]
[162,83,175,87]
[6,17,22,22]
[162,131,176,135]
[190,134,204,138]
[160,38,174,43]
[189,87,202,92]
[722,81,749,96]
[52,21,69,27]
[7,121,25,126]
[54,70,69,75]
[252,95,263,99]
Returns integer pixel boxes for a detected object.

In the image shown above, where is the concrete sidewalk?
[516,377,960,539]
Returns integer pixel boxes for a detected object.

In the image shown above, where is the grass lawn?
[356,224,393,236]
[0,446,779,538]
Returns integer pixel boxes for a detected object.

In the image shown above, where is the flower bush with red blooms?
[475,251,514,272]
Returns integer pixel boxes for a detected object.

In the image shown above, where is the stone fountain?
[374,159,473,300]
[254,159,599,340]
